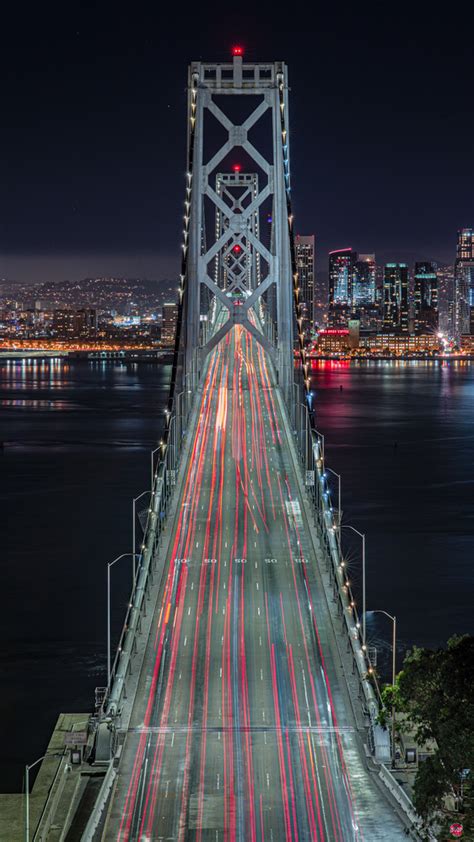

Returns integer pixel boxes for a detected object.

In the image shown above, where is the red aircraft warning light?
[232,46,244,57]
[233,244,242,254]
[233,164,241,173]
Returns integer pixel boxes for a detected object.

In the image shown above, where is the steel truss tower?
[180,54,295,401]
[214,170,261,296]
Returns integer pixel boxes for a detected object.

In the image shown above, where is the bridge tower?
[179,51,296,403]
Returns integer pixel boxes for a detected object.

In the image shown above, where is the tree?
[395,635,474,826]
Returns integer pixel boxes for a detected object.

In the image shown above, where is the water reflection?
[1,358,70,389]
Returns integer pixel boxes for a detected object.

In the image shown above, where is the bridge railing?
[285,375,386,758]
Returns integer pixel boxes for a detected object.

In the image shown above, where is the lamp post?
[314,428,325,464]
[25,754,63,841]
[326,466,342,541]
[107,553,138,689]
[341,524,366,647]
[369,610,397,765]
[132,490,149,577]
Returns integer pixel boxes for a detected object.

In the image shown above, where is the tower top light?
[232,46,244,57]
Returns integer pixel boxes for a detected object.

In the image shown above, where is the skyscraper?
[328,248,356,326]
[454,228,474,337]
[295,234,315,336]
[353,254,376,305]
[413,261,438,333]
[383,264,409,333]
[162,302,178,346]
[437,265,454,337]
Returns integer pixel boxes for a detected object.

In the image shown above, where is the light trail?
[108,319,405,841]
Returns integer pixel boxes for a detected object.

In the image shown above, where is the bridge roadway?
[104,324,407,840]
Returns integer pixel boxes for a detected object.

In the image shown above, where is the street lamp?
[325,466,342,540]
[314,428,325,464]
[369,609,397,765]
[132,490,149,576]
[341,524,366,647]
[107,553,139,689]
[25,753,63,841]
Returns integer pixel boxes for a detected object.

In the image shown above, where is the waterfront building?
[295,234,315,337]
[315,328,351,354]
[383,264,409,333]
[313,328,440,356]
[360,333,440,355]
[454,228,474,337]
[413,262,438,334]
[460,334,474,353]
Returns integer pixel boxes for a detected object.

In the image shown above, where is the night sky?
[2,2,473,282]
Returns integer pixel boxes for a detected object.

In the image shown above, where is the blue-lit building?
[328,248,356,326]
[353,254,376,305]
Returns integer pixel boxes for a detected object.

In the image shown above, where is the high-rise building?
[328,248,356,327]
[295,234,315,337]
[437,265,454,337]
[352,254,380,328]
[454,229,474,337]
[161,302,178,346]
[413,262,438,334]
[52,308,97,338]
[383,264,409,333]
[353,254,376,305]
[329,248,356,304]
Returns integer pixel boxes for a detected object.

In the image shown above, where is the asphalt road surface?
[105,324,407,841]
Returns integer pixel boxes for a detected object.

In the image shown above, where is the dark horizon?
[2,3,473,282]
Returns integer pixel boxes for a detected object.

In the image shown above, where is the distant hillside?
[1,277,178,312]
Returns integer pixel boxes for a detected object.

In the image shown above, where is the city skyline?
[2,5,474,282]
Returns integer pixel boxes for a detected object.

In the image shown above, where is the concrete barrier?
[80,763,116,842]
[378,764,436,840]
